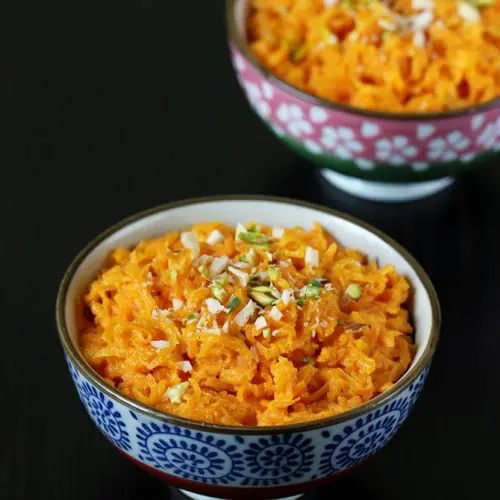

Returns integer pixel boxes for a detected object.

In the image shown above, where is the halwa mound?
[79,222,415,426]
[247,0,500,112]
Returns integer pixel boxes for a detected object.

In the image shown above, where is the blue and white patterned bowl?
[56,197,440,500]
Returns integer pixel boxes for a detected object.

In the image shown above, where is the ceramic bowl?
[227,0,500,202]
[56,197,440,500]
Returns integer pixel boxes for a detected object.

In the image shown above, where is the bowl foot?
[320,169,454,202]
[180,490,303,500]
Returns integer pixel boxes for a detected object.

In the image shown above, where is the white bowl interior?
[65,199,435,383]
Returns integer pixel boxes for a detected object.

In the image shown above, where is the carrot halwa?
[247,0,500,112]
[79,222,415,426]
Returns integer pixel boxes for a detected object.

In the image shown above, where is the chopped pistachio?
[170,270,178,281]
[290,45,307,63]
[470,0,492,7]
[296,299,305,307]
[198,264,209,278]
[227,295,241,312]
[238,231,271,247]
[345,283,362,300]
[249,288,277,307]
[340,0,354,8]
[262,328,271,339]
[268,265,279,282]
[305,282,322,299]
[215,272,229,286]
[211,283,226,302]
[186,312,198,323]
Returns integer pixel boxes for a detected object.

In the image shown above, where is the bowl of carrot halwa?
[227,0,500,201]
[56,197,440,499]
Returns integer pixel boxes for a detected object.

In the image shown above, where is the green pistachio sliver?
[198,265,209,279]
[227,295,241,312]
[305,283,321,299]
[340,0,354,9]
[211,283,226,302]
[268,265,279,282]
[296,299,305,307]
[345,283,362,301]
[262,328,271,339]
[170,270,178,281]
[238,231,271,247]
[249,290,276,307]
[216,272,229,286]
[250,286,274,293]
[186,312,198,323]
[247,223,258,232]
[290,45,307,63]
[471,0,492,6]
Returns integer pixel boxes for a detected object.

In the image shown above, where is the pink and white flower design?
[427,131,471,162]
[243,81,274,118]
[375,137,418,165]
[320,126,364,159]
[231,47,500,172]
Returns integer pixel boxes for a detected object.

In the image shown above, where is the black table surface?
[2,2,500,499]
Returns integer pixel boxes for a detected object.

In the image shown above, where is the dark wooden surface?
[2,2,500,499]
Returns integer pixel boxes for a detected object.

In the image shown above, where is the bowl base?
[180,490,303,500]
[320,169,454,202]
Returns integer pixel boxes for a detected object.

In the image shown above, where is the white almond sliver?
[413,30,425,48]
[411,10,434,30]
[180,231,200,257]
[232,261,251,269]
[222,321,229,334]
[177,361,193,373]
[209,256,229,279]
[206,229,224,245]
[272,227,284,239]
[150,340,171,350]
[458,2,479,22]
[281,289,292,305]
[412,0,434,10]
[305,246,319,267]
[236,222,247,239]
[206,297,225,315]
[269,306,283,321]
[234,300,257,326]
[172,299,183,311]
[165,382,189,403]
[255,316,267,330]
[228,266,249,287]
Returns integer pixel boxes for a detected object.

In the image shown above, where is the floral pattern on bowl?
[230,49,500,183]
[67,356,429,492]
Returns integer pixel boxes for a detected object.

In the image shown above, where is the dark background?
[2,2,499,499]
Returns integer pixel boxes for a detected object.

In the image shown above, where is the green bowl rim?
[56,195,441,436]
[226,0,500,122]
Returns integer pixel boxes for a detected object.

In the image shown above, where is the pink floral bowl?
[226,0,500,202]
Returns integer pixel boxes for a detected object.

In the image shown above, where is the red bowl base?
[121,450,360,500]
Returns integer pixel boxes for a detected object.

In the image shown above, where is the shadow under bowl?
[226,0,500,201]
[56,197,440,499]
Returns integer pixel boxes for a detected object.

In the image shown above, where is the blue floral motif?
[76,380,131,451]
[319,396,409,475]
[408,366,429,409]
[239,434,314,486]
[136,424,244,484]
[65,356,80,383]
